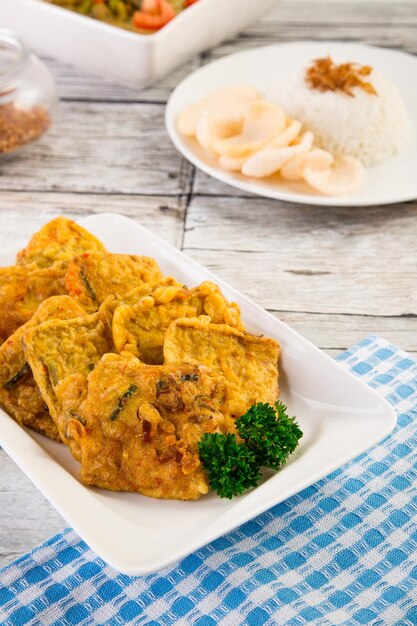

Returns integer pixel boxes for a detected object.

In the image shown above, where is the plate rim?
[165,40,417,208]
[0,212,397,574]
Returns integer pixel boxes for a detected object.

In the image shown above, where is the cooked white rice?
[269,65,410,166]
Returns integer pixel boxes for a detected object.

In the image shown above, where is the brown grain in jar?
[0,29,56,156]
[0,103,51,154]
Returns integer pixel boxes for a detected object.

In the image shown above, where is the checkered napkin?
[1,334,417,626]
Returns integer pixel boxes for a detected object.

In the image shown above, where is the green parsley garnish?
[198,401,303,499]
[237,402,303,470]
[198,433,261,500]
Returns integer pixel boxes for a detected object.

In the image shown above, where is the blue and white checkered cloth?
[1,334,417,626]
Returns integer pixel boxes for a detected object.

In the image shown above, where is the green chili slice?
[80,270,97,301]
[3,362,30,390]
[109,384,138,421]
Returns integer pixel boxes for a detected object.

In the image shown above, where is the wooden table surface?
[1,0,416,568]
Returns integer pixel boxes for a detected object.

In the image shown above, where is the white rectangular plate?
[0,213,396,575]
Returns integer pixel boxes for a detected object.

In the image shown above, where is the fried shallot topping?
[305,57,378,97]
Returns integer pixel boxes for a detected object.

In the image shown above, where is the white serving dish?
[0,213,396,575]
[0,0,275,87]
[166,41,417,207]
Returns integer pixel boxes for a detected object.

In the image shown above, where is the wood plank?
[224,26,417,52]
[262,0,417,26]
[0,102,193,195]
[183,196,417,316]
[182,247,416,317]
[185,194,417,255]
[0,193,186,250]
[45,55,201,104]
[273,311,417,354]
[0,450,64,568]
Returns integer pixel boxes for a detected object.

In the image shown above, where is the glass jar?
[0,29,57,157]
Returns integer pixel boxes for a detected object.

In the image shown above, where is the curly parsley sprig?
[198,433,261,500]
[237,402,303,470]
[198,401,303,499]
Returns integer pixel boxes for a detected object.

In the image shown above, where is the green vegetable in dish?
[47,0,197,34]
[198,401,303,499]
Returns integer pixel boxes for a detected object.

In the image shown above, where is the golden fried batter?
[62,353,228,500]
[0,266,67,343]
[0,296,86,441]
[98,277,182,324]
[16,217,106,269]
[65,252,164,311]
[22,312,114,441]
[112,280,243,364]
[164,317,279,419]
[54,373,89,458]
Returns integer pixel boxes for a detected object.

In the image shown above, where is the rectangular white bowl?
[0,213,396,575]
[0,0,275,87]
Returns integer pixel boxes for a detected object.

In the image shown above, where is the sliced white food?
[242,131,314,178]
[303,156,365,196]
[219,155,250,171]
[195,109,244,152]
[267,119,302,149]
[281,149,334,181]
[218,120,303,171]
[177,84,260,136]
[212,100,287,158]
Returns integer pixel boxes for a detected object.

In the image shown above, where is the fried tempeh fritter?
[16,216,106,269]
[0,296,86,441]
[62,353,228,500]
[65,252,164,311]
[0,216,283,503]
[111,280,243,364]
[0,265,67,344]
[98,277,183,324]
[22,312,114,442]
[163,317,279,419]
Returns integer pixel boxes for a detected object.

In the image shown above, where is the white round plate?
[166,41,417,207]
